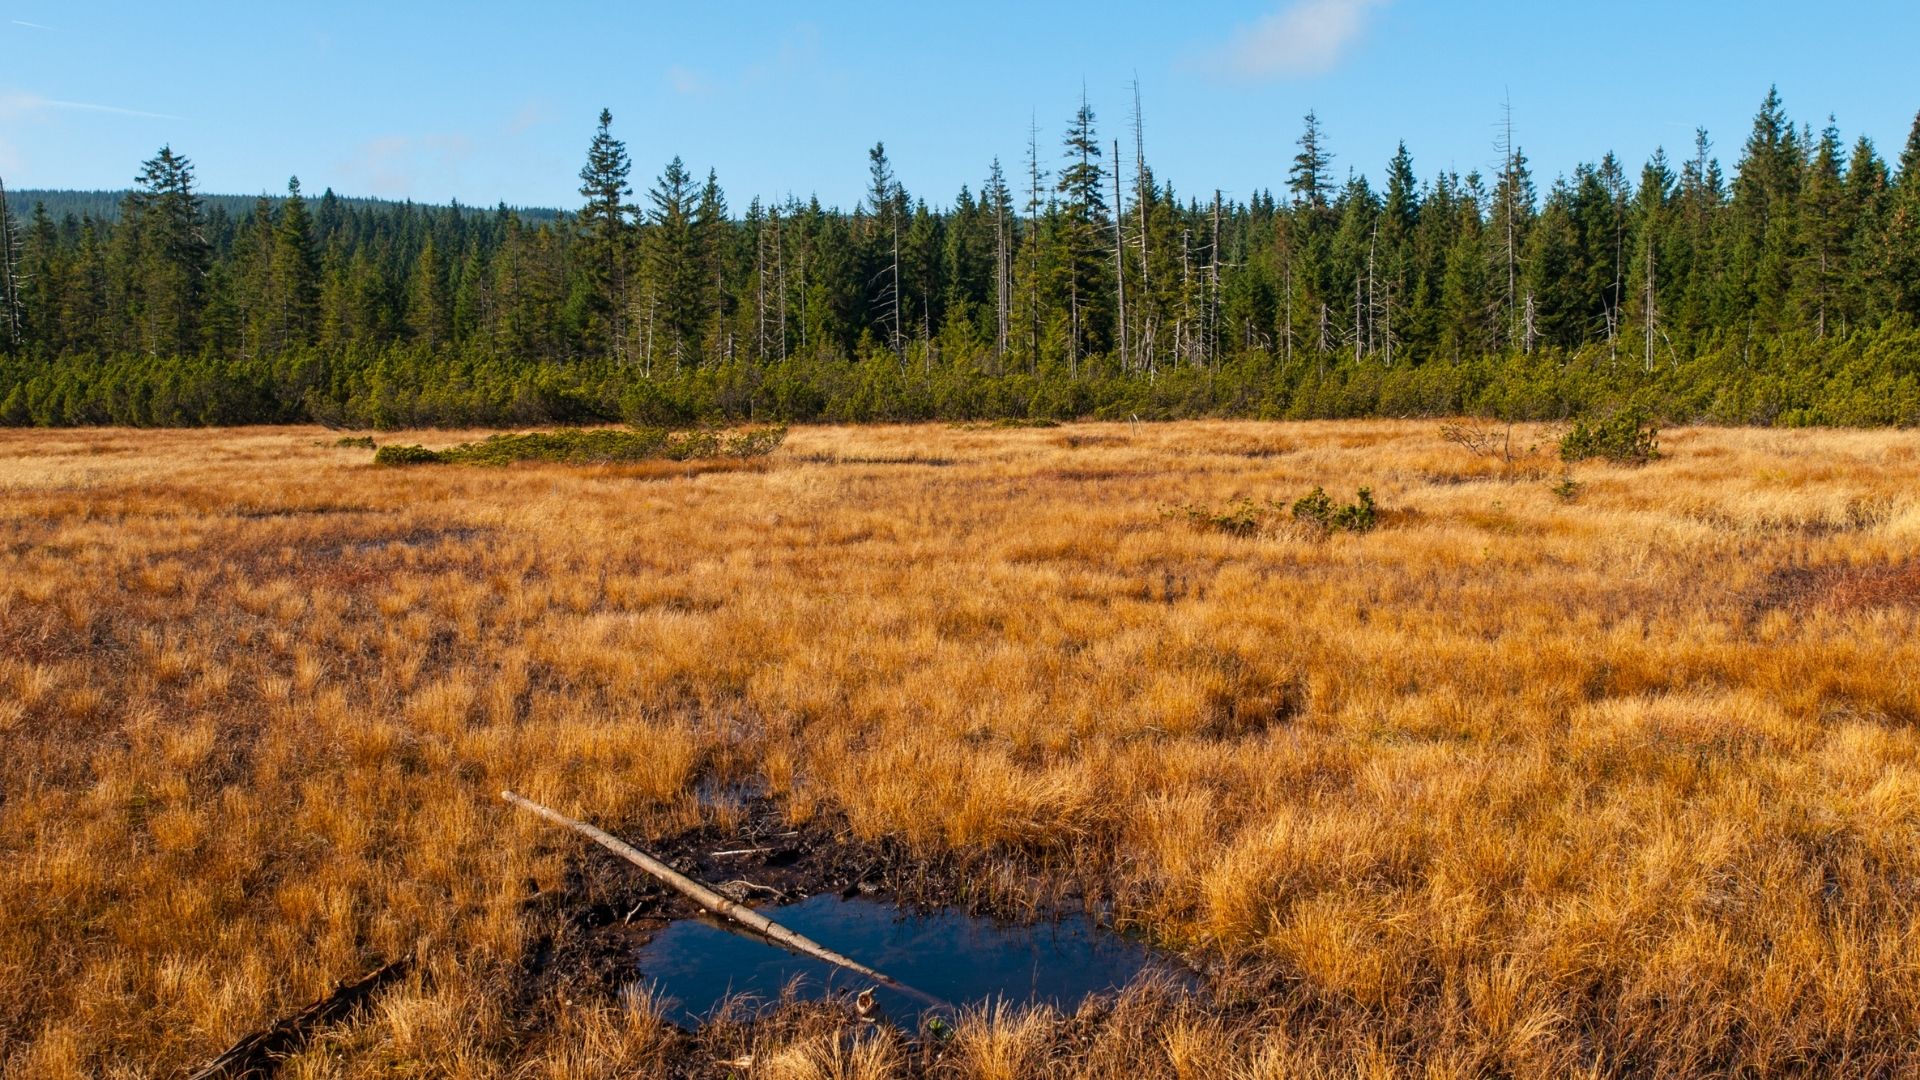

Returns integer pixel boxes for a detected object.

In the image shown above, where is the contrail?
[11,19,58,30]
[45,98,182,120]
[3,94,183,121]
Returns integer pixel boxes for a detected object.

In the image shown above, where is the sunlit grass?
[1,421,1917,1076]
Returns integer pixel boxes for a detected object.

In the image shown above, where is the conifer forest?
[5,88,1920,429]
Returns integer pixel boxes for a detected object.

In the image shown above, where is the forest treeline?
[2,87,1919,429]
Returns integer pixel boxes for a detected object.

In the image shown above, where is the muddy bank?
[517,792,1094,999]
[511,792,1209,1076]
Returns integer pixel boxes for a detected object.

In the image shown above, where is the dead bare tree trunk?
[1366,224,1377,361]
[991,165,1010,370]
[890,218,904,364]
[1644,225,1657,373]
[1112,139,1129,371]
[1282,244,1294,370]
[1178,227,1192,366]
[774,207,788,363]
[0,176,22,351]
[1500,93,1519,351]
[1131,80,1153,374]
[1209,191,1222,368]
[1353,275,1363,366]
[1026,119,1043,374]
[754,212,768,364]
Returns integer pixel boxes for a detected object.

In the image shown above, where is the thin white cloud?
[11,19,57,30]
[506,100,552,137]
[336,133,476,198]
[1213,0,1390,80]
[0,92,181,120]
[664,24,827,98]
[743,22,821,88]
[665,64,714,97]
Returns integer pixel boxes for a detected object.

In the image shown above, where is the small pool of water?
[634,894,1188,1026]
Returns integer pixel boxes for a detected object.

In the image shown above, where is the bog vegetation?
[369,425,787,467]
[2,421,1917,1077]
[4,89,1920,429]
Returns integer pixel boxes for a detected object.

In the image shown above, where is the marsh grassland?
[3,421,1919,1078]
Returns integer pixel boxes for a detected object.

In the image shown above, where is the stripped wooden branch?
[499,790,945,1008]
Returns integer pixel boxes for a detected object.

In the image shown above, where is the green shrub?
[1292,486,1378,533]
[1550,471,1582,502]
[334,435,376,449]
[444,428,669,465]
[1333,488,1378,532]
[1560,409,1660,464]
[720,426,789,458]
[372,443,443,466]
[1179,498,1266,536]
[1290,487,1335,527]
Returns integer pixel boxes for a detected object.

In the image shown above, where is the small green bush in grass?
[371,443,444,466]
[1560,408,1659,465]
[1176,486,1380,537]
[1292,486,1378,533]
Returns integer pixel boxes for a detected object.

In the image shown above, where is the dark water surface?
[634,894,1188,1026]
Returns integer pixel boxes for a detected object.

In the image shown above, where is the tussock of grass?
[373,425,786,467]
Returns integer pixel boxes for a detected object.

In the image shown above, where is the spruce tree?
[128,145,211,356]
[1438,178,1493,361]
[1841,136,1890,322]
[577,108,635,360]
[273,177,320,351]
[67,215,108,357]
[1289,112,1333,211]
[904,199,945,353]
[1729,87,1804,329]
[1627,150,1674,369]
[1521,181,1580,350]
[1378,143,1419,363]
[407,234,450,349]
[1055,95,1110,366]
[1674,128,1724,338]
[694,169,733,361]
[644,157,703,366]
[864,143,905,359]
[1489,146,1535,348]
[1794,120,1848,336]
[1890,110,1920,317]
[983,160,1015,364]
[233,194,276,356]
[19,204,62,354]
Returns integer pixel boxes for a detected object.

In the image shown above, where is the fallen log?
[187,958,408,1079]
[499,789,944,1009]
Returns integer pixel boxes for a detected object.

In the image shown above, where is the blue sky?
[4,1,1917,210]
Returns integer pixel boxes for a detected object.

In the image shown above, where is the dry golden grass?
[3,421,1919,1077]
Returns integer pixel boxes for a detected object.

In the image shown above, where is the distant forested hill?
[2,90,1919,429]
[8,189,565,227]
